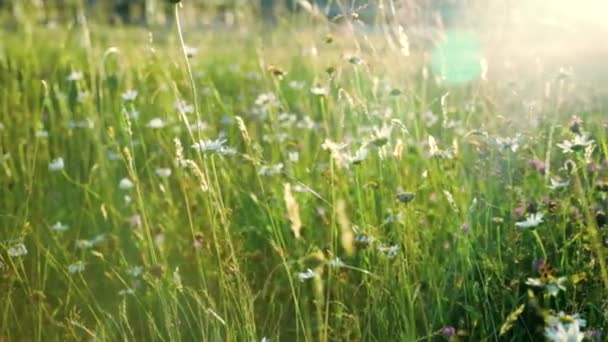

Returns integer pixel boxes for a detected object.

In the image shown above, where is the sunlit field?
[1,1,608,341]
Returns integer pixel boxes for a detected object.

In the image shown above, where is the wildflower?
[68,119,94,129]
[461,222,471,233]
[50,221,69,232]
[557,134,594,153]
[532,258,546,272]
[155,168,172,178]
[258,163,284,176]
[184,45,198,58]
[76,240,93,249]
[68,262,86,274]
[190,119,209,132]
[422,111,439,126]
[119,178,134,190]
[146,118,165,129]
[288,80,305,90]
[118,288,135,296]
[527,159,546,173]
[192,139,236,155]
[310,86,329,96]
[548,312,586,329]
[377,244,399,258]
[428,135,453,159]
[127,266,144,277]
[549,178,570,190]
[441,326,456,337]
[515,213,544,228]
[490,134,523,153]
[48,157,64,172]
[297,268,316,282]
[121,89,138,101]
[396,192,415,204]
[66,71,83,81]
[75,234,106,250]
[174,100,194,114]
[267,64,287,78]
[545,313,586,342]
[254,92,279,108]
[348,146,368,165]
[383,212,403,224]
[129,214,142,227]
[354,234,375,248]
[328,257,345,268]
[587,329,602,341]
[7,242,27,257]
[288,152,299,162]
[569,115,583,134]
[526,276,567,296]
[322,139,367,169]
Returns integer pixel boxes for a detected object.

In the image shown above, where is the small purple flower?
[588,329,602,341]
[441,326,456,337]
[527,159,546,173]
[461,222,470,234]
[129,214,142,227]
[532,258,545,273]
[514,206,526,218]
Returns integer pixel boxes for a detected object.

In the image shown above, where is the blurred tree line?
[0,0,381,26]
[0,0,467,30]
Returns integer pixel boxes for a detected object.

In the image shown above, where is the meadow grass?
[1,5,608,341]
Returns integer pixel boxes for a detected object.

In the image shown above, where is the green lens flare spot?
[431,30,482,84]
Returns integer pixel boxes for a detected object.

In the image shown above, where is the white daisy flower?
[557,134,594,153]
[288,152,300,162]
[545,321,584,342]
[545,312,586,342]
[146,118,165,129]
[119,178,134,190]
[549,178,570,190]
[122,89,138,101]
[68,262,86,274]
[377,244,399,258]
[297,268,316,282]
[7,242,27,257]
[50,221,69,232]
[288,80,305,90]
[192,139,236,155]
[525,276,567,296]
[66,71,83,81]
[184,45,198,58]
[258,163,284,176]
[328,257,345,268]
[155,168,172,178]
[515,213,544,228]
[48,158,64,172]
[310,86,329,96]
[118,288,135,296]
[127,266,144,277]
[174,100,194,114]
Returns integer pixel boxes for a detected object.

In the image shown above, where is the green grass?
[1,7,608,342]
